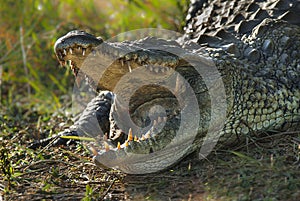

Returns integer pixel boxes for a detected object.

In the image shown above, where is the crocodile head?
[54,30,210,174]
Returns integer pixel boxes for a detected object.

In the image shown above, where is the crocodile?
[29,0,300,174]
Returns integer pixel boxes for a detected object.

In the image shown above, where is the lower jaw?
[86,99,185,173]
[92,126,196,174]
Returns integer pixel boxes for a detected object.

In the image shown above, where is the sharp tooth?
[125,141,129,147]
[158,116,162,123]
[78,46,81,51]
[149,66,153,71]
[63,49,67,55]
[117,142,121,150]
[161,68,165,73]
[174,74,182,96]
[121,59,124,66]
[69,48,73,54]
[128,128,133,141]
[153,119,157,126]
[134,136,138,142]
[89,145,98,156]
[140,136,145,141]
[154,67,159,73]
[144,130,151,139]
[128,62,132,73]
[82,49,86,56]
[104,142,110,151]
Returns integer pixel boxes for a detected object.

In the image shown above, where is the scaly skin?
[29,0,300,174]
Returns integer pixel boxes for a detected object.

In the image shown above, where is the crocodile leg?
[28,91,113,149]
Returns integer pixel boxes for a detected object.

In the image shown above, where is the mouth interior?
[97,72,183,156]
[57,45,181,155]
[107,85,180,150]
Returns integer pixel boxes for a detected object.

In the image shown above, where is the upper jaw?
[53,30,186,81]
[54,30,103,70]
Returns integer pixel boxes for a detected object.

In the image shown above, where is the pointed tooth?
[174,74,182,96]
[128,128,133,141]
[125,141,129,147]
[128,61,132,73]
[117,142,121,150]
[153,119,157,126]
[78,46,81,51]
[154,67,159,73]
[140,136,145,141]
[134,136,138,142]
[121,59,124,66]
[144,130,151,139]
[89,145,98,156]
[104,141,110,151]
[69,48,73,54]
[149,66,153,71]
[82,49,86,56]
[158,116,162,123]
[63,49,67,55]
[161,68,165,73]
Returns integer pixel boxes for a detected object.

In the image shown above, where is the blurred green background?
[0,0,188,115]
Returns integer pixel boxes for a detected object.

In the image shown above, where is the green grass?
[1,0,300,200]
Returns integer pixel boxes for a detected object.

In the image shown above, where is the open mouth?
[54,31,189,171]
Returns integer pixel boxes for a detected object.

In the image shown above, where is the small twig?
[100,178,116,200]
[38,135,61,154]
[16,167,49,176]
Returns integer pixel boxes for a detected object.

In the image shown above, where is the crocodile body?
[30,0,300,174]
